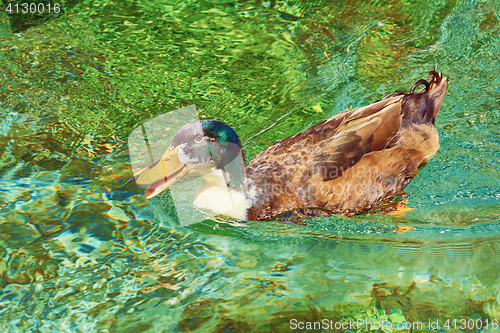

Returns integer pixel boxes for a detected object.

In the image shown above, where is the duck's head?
[134,119,244,199]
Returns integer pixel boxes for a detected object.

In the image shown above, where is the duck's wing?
[248,95,403,168]
[297,95,404,181]
[246,96,404,185]
[247,96,405,176]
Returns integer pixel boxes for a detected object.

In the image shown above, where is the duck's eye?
[194,135,205,143]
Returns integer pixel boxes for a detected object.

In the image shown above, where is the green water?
[1,0,500,331]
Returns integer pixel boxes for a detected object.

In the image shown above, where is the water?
[1,0,500,331]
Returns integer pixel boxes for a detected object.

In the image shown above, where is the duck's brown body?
[245,69,448,220]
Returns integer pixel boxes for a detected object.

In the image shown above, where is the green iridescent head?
[134,119,245,199]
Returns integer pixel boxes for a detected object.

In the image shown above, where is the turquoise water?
[1,0,500,331]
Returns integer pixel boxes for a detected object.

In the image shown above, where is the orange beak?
[134,146,190,199]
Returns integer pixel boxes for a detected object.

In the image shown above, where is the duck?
[133,68,448,221]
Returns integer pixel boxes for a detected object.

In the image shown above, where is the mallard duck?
[134,68,448,221]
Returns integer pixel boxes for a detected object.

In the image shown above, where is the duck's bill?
[133,146,189,199]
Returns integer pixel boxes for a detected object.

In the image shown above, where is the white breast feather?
[193,169,254,220]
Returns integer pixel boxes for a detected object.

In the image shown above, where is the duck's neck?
[193,157,255,220]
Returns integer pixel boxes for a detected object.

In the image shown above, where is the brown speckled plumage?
[245,69,448,220]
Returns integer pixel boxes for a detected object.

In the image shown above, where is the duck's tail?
[401,66,448,125]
